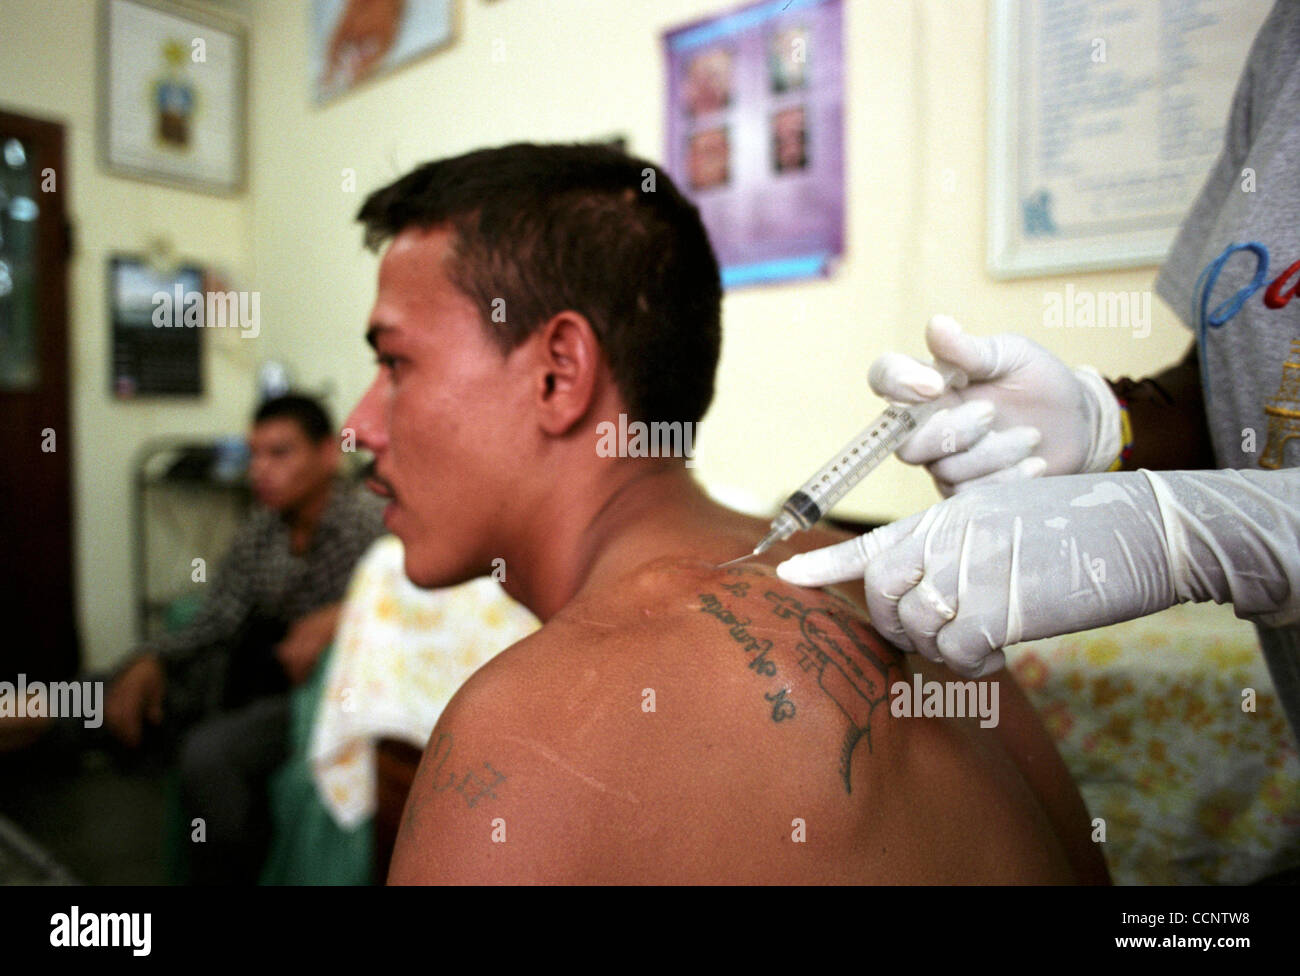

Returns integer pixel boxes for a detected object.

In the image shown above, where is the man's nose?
[344,380,386,454]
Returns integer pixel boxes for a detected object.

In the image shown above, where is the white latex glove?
[776,468,1300,677]
[871,315,1123,496]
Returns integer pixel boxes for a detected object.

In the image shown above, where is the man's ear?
[530,311,602,436]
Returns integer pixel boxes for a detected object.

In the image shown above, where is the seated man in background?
[348,143,1110,884]
[105,393,385,883]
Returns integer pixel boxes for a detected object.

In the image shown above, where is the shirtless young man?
[346,143,1109,884]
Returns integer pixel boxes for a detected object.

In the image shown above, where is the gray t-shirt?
[1155,0,1300,746]
[1157,0,1300,469]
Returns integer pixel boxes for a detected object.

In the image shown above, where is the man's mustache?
[361,459,396,495]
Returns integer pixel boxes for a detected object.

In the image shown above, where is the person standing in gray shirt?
[779,2,1300,752]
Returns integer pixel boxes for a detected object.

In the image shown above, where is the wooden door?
[0,109,78,681]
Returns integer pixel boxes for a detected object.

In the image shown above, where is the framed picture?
[664,0,844,289]
[98,0,247,195]
[986,0,1270,279]
[310,0,457,104]
[109,255,205,399]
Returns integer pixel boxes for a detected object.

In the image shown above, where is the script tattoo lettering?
[698,591,792,719]
[454,762,507,808]
[424,731,457,792]
[398,732,507,848]
[747,645,777,676]
[698,593,775,659]
[425,733,505,808]
[720,580,751,598]
[765,686,796,722]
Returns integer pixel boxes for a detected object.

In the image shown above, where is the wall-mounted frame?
[310,0,457,105]
[99,0,247,195]
[109,255,205,398]
[987,0,1270,279]
[664,0,844,290]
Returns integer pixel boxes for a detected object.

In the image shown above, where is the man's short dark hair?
[253,394,334,443]
[356,142,723,426]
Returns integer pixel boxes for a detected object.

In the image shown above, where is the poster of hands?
[311,0,456,103]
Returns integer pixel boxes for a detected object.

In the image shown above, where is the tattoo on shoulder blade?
[764,591,900,793]
[698,568,902,795]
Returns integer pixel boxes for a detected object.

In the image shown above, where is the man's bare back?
[389,508,1109,884]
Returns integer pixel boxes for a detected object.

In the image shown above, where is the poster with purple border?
[663,0,844,289]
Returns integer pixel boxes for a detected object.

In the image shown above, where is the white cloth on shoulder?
[309,535,539,828]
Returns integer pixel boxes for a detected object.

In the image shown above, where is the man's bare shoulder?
[389,558,1077,883]
[442,558,907,795]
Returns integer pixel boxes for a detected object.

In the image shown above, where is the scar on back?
[500,734,641,806]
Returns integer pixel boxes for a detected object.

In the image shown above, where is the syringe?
[720,364,966,567]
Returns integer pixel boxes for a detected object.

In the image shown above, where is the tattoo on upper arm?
[424,733,507,808]
[397,731,507,848]
[698,566,903,795]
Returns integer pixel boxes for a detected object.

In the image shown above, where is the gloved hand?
[870,315,1123,495]
[776,468,1300,677]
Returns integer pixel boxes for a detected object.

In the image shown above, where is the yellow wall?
[245,0,1193,517]
[2,0,1212,669]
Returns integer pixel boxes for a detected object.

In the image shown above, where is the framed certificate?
[99,0,247,195]
[987,0,1270,279]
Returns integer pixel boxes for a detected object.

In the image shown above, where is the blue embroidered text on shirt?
[1192,242,1300,404]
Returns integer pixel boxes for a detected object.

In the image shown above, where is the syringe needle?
[716,526,785,568]
[717,552,758,569]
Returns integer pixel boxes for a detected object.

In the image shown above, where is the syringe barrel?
[791,401,941,520]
